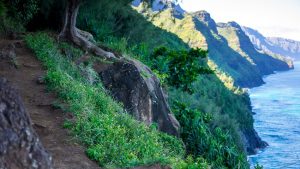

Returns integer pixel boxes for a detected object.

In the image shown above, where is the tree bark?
[59,0,117,60]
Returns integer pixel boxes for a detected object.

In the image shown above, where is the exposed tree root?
[58,0,118,61]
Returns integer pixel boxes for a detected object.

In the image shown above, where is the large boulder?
[0,77,52,169]
[94,59,180,137]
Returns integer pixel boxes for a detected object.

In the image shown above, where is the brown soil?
[0,39,100,169]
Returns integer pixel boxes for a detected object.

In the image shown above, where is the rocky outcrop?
[0,77,52,169]
[132,0,185,19]
[241,129,268,155]
[94,59,180,137]
[192,11,218,34]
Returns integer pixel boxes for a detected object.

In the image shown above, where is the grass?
[25,32,216,169]
[76,3,255,168]
[25,32,190,168]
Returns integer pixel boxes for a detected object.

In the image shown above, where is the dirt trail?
[0,39,100,169]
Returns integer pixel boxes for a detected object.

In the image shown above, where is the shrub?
[172,101,249,168]
[5,0,39,25]
[149,47,212,92]
[0,1,25,36]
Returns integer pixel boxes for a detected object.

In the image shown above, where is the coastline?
[247,61,300,166]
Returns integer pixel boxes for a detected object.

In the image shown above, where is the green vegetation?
[0,0,264,168]
[25,32,213,168]
[77,0,188,55]
[144,8,264,88]
[144,8,208,50]
[143,45,250,168]
[0,1,5,17]
[5,0,39,25]
[217,23,291,75]
[217,24,255,64]
[0,0,25,36]
[169,74,254,148]
[25,30,251,168]
[254,164,264,169]
[0,0,39,35]
[77,1,254,168]
[149,47,212,92]
[172,101,248,168]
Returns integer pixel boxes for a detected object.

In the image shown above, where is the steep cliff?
[217,22,292,75]
[191,11,264,88]
[242,26,300,61]
[143,7,264,87]
[267,37,300,58]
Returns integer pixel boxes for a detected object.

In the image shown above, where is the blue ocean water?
[249,62,300,169]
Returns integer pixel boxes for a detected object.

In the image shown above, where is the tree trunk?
[59,0,117,60]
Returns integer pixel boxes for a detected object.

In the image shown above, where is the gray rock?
[0,77,53,169]
[192,10,218,33]
[241,128,268,155]
[0,43,16,60]
[95,59,180,137]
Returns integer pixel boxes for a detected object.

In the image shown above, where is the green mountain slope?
[191,11,264,88]
[217,22,293,75]
[138,7,264,87]
[137,3,292,88]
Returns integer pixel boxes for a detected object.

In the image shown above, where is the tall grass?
[25,32,193,168]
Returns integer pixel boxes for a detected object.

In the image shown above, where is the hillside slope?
[134,1,292,88]
[217,22,293,75]
[135,4,259,87]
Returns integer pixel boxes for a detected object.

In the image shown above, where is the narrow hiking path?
[0,39,100,169]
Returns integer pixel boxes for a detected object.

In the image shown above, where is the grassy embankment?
[25,32,211,169]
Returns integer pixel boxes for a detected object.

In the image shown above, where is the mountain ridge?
[242,26,300,61]
[138,5,292,88]
[134,0,293,87]
[217,21,293,75]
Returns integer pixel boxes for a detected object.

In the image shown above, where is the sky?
[179,0,300,41]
